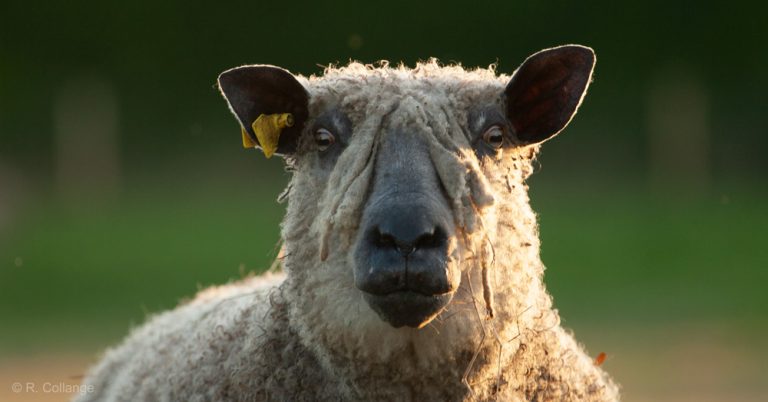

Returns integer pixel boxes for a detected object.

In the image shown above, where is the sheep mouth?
[363,291,454,329]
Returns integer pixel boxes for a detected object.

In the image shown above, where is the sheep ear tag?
[242,113,294,158]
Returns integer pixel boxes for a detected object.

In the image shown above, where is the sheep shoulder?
[511,324,620,401]
[75,272,337,401]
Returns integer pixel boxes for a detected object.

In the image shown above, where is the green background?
[1,1,766,401]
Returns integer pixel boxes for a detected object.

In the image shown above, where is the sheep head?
[218,45,595,372]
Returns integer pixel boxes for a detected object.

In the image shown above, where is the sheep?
[76,44,619,402]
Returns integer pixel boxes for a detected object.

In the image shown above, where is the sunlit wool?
[76,59,619,401]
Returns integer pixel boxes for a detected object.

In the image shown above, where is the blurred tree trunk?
[53,78,121,203]
[646,65,710,196]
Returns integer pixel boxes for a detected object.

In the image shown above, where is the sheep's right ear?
[217,65,309,157]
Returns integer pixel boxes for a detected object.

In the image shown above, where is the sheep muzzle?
[362,292,454,329]
[352,123,461,328]
[354,201,459,328]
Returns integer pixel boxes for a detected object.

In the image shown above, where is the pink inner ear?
[505,46,595,145]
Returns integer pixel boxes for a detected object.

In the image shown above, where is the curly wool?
[76,60,619,402]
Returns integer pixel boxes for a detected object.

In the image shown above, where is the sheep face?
[218,45,594,369]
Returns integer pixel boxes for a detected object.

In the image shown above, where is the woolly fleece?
[76,58,619,401]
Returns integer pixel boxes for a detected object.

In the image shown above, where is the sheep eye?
[482,125,505,149]
[314,128,335,151]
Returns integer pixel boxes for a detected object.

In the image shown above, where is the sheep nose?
[371,223,446,257]
[355,206,454,296]
[371,219,447,254]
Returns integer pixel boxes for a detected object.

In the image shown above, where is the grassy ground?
[1,174,766,400]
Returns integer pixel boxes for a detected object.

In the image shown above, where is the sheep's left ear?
[218,65,309,157]
[504,45,595,145]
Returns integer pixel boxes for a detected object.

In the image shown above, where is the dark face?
[352,127,460,328]
[349,103,533,328]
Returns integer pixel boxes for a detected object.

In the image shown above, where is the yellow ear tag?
[244,113,294,158]
[241,127,258,148]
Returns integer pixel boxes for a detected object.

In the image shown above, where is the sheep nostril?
[371,228,397,249]
[415,227,447,250]
[370,226,446,257]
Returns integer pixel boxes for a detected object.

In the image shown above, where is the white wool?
[76,60,619,402]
